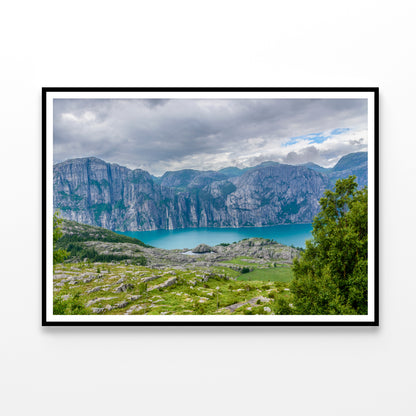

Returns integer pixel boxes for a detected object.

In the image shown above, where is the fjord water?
[117,224,313,250]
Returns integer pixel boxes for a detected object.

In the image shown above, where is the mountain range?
[53,151,368,231]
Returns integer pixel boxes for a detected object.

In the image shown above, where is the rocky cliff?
[53,152,367,231]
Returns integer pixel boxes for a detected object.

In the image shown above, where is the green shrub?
[53,212,69,264]
[132,256,147,266]
[53,297,67,315]
[272,297,293,315]
[138,282,148,294]
[53,293,89,315]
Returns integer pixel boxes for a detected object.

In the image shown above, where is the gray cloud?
[53,98,368,175]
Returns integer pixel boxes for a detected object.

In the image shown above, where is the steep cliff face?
[199,165,326,227]
[53,153,367,231]
[54,157,167,230]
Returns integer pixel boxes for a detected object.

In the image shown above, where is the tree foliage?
[291,176,368,315]
[53,212,69,264]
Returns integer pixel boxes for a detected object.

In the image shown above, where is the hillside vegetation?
[53,219,299,315]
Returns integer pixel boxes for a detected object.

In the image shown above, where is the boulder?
[114,283,134,293]
[143,275,161,283]
[148,277,177,291]
[192,244,213,254]
[87,286,102,294]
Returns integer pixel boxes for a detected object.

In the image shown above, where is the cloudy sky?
[53,98,368,176]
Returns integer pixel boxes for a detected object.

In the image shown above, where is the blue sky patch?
[330,127,350,135]
[284,132,328,147]
[284,128,351,147]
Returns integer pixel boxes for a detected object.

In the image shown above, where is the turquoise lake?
[117,224,313,250]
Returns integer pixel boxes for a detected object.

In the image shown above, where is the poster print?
[43,88,378,325]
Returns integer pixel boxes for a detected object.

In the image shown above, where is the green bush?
[53,293,89,315]
[138,282,148,294]
[272,297,293,315]
[131,256,147,266]
[53,212,69,264]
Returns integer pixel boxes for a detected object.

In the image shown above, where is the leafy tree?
[291,176,368,315]
[53,212,68,264]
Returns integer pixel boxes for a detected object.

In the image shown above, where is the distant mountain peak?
[297,162,328,174]
[332,151,368,172]
[256,161,281,167]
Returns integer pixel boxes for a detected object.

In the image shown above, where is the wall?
[1,1,415,415]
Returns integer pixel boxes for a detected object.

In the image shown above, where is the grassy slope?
[59,219,151,247]
[57,219,150,263]
[53,220,297,315]
[223,256,294,282]
[238,266,293,282]
[53,262,293,316]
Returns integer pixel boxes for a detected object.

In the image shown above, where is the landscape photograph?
[44,89,377,324]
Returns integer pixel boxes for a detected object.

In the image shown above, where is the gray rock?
[86,297,117,307]
[54,274,71,280]
[142,275,161,283]
[225,296,271,313]
[192,244,212,253]
[125,304,143,315]
[114,283,134,293]
[148,277,177,291]
[87,286,102,294]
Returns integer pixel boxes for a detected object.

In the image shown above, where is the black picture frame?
[42,87,379,326]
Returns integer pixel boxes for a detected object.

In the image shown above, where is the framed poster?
[43,88,378,326]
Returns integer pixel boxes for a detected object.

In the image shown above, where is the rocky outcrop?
[224,296,271,313]
[192,244,214,254]
[53,153,367,231]
[148,277,177,291]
